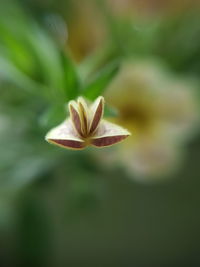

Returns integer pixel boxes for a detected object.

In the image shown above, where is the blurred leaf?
[39,104,66,129]
[155,11,200,74]
[77,44,113,81]
[26,25,67,100]
[0,56,47,96]
[0,29,36,75]
[61,51,81,100]
[0,2,38,75]
[82,61,119,100]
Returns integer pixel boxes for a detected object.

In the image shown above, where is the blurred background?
[0,0,200,266]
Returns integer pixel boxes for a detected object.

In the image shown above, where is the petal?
[45,119,85,150]
[92,135,128,147]
[78,97,89,135]
[91,119,131,147]
[89,96,104,134]
[69,100,83,136]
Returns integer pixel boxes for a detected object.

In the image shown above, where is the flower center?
[120,104,156,130]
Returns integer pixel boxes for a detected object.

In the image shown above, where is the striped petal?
[91,119,131,147]
[78,97,89,136]
[45,119,85,150]
[69,100,83,136]
[89,96,104,134]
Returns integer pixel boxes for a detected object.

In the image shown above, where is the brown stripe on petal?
[92,135,128,147]
[69,105,82,136]
[90,98,103,134]
[49,139,84,149]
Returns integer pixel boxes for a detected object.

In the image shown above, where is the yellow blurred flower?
[103,59,199,180]
[67,1,106,62]
[107,0,200,18]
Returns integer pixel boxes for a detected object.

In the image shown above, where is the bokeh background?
[0,0,200,266]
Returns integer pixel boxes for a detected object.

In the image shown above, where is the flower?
[67,1,106,62]
[45,96,131,150]
[104,59,199,180]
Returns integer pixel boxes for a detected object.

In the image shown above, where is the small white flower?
[45,96,131,150]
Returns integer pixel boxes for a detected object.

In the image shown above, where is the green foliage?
[0,0,121,201]
[61,52,81,100]
[82,61,119,100]
[154,11,200,74]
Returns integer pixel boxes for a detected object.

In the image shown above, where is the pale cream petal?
[77,96,89,111]
[120,137,180,180]
[45,119,85,150]
[89,96,104,134]
[91,119,131,147]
